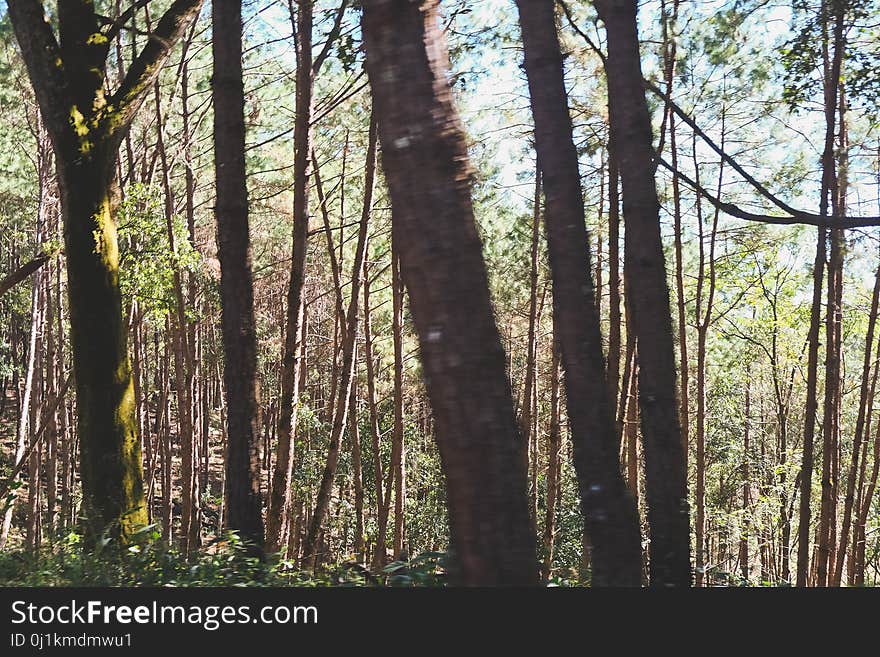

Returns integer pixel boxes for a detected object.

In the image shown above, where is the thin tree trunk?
[740,369,751,581]
[350,367,365,562]
[542,315,561,582]
[797,2,844,587]
[390,243,406,560]
[0,262,39,548]
[693,108,724,585]
[363,261,388,569]
[607,149,623,434]
[520,164,540,524]
[267,0,313,553]
[826,84,849,587]
[153,79,199,554]
[302,113,377,566]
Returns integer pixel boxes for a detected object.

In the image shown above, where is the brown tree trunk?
[828,86,850,587]
[153,78,199,554]
[542,315,562,582]
[661,0,689,475]
[797,3,844,587]
[692,112,724,585]
[520,165,541,524]
[740,369,751,581]
[516,0,641,586]
[213,0,265,551]
[0,258,40,548]
[362,0,538,585]
[363,261,388,569]
[607,150,623,434]
[594,0,691,587]
[390,243,406,560]
[350,369,365,562]
[266,0,313,554]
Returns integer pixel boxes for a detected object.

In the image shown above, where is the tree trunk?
[390,243,406,560]
[797,2,844,587]
[516,0,641,586]
[692,111,724,585]
[350,369,365,562]
[740,369,751,581]
[302,112,377,565]
[267,0,313,553]
[364,261,388,569]
[213,0,265,551]
[60,160,148,542]
[520,165,541,524]
[595,0,691,587]
[0,258,40,548]
[542,315,562,582]
[7,0,203,545]
[362,0,538,585]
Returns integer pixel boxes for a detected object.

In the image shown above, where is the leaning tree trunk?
[594,0,691,587]
[213,0,265,550]
[515,0,642,586]
[362,0,538,586]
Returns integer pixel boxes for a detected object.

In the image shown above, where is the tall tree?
[362,0,538,585]
[796,0,845,587]
[266,0,313,554]
[6,0,204,542]
[515,0,642,586]
[213,0,264,550]
[266,0,349,553]
[594,0,692,587]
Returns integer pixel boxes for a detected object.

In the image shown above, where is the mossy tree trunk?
[7,0,205,544]
[59,157,146,540]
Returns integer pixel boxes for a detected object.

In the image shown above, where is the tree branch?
[0,372,73,510]
[560,2,880,227]
[0,252,57,298]
[5,0,76,150]
[106,0,204,141]
[312,0,349,76]
[100,0,154,43]
[657,155,880,228]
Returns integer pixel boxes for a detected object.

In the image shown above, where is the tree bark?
[362,0,538,585]
[516,0,641,586]
[213,0,265,551]
[594,0,691,587]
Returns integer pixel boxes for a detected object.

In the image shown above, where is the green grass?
[0,529,449,587]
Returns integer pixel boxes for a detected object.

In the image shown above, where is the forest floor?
[0,386,231,552]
